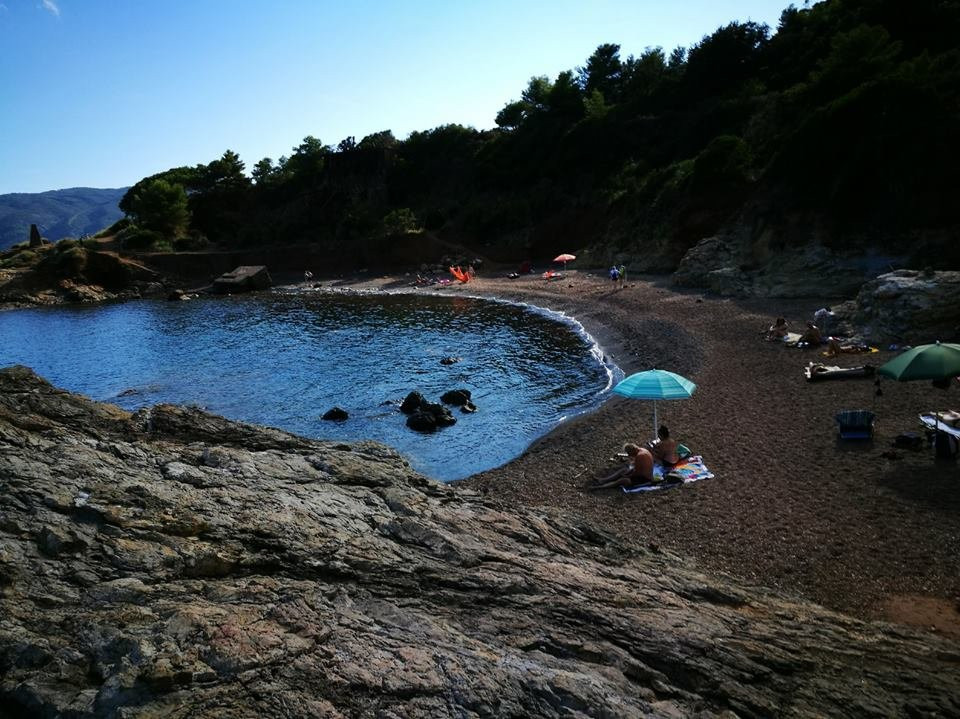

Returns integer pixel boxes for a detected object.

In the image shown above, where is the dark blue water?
[0,290,616,480]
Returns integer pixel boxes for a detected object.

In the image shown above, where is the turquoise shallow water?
[0,290,617,480]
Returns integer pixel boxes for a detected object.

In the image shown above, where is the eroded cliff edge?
[1,366,958,718]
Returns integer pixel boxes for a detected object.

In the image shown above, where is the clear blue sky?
[0,0,792,194]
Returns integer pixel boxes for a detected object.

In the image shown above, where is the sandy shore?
[330,269,960,637]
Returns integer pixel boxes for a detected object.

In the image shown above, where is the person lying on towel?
[825,338,872,356]
[588,443,654,490]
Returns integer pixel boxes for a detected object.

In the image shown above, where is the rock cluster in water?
[1,365,959,717]
[400,390,474,432]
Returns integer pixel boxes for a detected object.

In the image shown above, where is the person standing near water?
[618,265,627,289]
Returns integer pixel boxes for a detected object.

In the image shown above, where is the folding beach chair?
[835,409,875,440]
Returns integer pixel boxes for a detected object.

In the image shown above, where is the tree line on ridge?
[116,0,960,269]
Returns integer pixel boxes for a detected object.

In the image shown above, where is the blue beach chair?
[835,410,875,440]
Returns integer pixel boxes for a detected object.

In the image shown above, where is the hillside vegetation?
[0,187,127,250]
[118,0,959,270]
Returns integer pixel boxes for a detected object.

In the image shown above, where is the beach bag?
[893,432,924,451]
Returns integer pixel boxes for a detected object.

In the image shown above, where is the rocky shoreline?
[2,365,960,717]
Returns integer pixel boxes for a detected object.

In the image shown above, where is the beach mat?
[820,346,879,356]
[623,455,714,493]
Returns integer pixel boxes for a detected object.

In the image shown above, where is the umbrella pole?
[653,400,658,442]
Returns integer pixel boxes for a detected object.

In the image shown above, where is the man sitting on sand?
[588,443,654,490]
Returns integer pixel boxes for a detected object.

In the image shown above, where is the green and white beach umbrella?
[612,369,697,439]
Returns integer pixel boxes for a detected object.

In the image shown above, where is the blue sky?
[0,0,793,194]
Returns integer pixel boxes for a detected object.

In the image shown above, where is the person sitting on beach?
[648,425,679,467]
[798,321,823,346]
[303,270,313,282]
[588,443,654,490]
[764,317,789,341]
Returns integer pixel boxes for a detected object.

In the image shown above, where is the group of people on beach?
[764,307,879,356]
[763,306,836,346]
[587,425,679,490]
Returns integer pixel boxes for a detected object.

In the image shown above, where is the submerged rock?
[0,365,958,718]
[321,407,349,421]
[440,388,471,406]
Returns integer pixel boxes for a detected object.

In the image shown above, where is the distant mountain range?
[0,187,127,250]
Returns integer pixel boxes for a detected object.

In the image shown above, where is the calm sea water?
[0,290,617,480]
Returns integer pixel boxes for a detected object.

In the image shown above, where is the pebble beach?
[345,269,960,638]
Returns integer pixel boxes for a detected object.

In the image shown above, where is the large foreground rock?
[1,366,958,718]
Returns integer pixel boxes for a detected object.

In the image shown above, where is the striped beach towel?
[622,455,714,493]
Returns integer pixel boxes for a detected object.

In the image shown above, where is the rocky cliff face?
[671,233,906,299]
[832,269,960,344]
[1,366,958,718]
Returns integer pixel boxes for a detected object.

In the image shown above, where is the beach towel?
[804,363,876,381]
[820,345,879,356]
[622,455,714,493]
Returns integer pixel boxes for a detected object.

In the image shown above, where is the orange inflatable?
[450,266,470,283]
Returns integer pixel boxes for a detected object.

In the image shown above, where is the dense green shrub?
[49,246,87,277]
[121,228,166,250]
[0,249,37,268]
[380,208,421,236]
[173,234,210,251]
[690,135,753,191]
[55,238,79,252]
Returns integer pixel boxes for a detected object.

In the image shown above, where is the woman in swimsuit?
[649,425,679,466]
